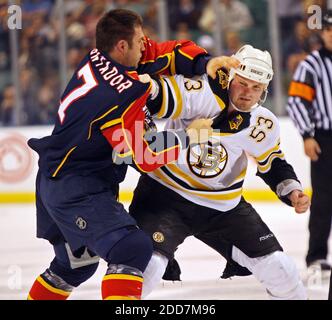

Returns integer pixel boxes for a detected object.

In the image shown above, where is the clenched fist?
[138,74,159,99]
[288,190,311,214]
[186,118,213,144]
[206,56,240,79]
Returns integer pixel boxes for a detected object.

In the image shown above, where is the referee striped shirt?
[286,47,332,138]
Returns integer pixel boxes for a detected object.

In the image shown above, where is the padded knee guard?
[142,251,169,298]
[49,257,99,288]
[50,241,100,287]
[232,247,307,300]
[105,228,153,272]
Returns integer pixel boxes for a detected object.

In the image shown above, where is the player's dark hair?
[96,9,143,53]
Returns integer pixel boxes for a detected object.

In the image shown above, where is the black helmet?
[322,9,332,28]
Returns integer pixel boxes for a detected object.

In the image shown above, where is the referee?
[287,10,332,288]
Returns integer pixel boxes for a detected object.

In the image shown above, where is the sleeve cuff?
[302,132,314,140]
[276,179,303,198]
[194,55,211,75]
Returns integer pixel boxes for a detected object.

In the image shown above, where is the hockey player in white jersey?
[129,45,310,300]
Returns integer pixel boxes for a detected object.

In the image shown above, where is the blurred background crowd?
[0,0,328,126]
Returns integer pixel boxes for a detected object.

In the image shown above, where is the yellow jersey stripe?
[104,296,139,300]
[170,51,176,75]
[212,131,234,136]
[164,164,246,192]
[144,137,179,156]
[103,274,143,282]
[166,164,212,190]
[153,169,242,201]
[256,140,280,162]
[157,53,172,74]
[36,276,70,297]
[114,150,133,158]
[213,94,226,111]
[157,78,168,118]
[87,105,118,140]
[27,294,34,300]
[139,59,155,64]
[100,118,122,130]
[52,146,77,178]
[178,48,194,60]
[140,52,171,65]
[258,152,285,173]
[168,76,183,119]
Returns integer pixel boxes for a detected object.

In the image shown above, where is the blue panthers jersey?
[28,39,209,183]
[29,50,148,182]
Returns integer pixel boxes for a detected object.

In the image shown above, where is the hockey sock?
[102,264,143,300]
[28,269,73,300]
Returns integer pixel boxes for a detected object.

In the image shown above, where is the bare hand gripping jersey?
[147,72,299,211]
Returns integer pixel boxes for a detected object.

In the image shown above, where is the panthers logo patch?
[76,217,87,230]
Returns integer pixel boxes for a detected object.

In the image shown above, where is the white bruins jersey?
[148,73,286,212]
[154,73,227,123]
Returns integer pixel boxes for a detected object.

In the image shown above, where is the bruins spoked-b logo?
[187,138,228,178]
[153,232,165,243]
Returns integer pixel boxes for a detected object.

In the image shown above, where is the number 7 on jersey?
[58,62,98,124]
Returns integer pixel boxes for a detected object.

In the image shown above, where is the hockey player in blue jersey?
[26,9,236,300]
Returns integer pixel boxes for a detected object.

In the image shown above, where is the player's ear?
[116,39,129,55]
[259,88,268,104]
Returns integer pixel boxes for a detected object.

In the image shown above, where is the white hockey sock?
[232,246,307,300]
[142,251,168,299]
